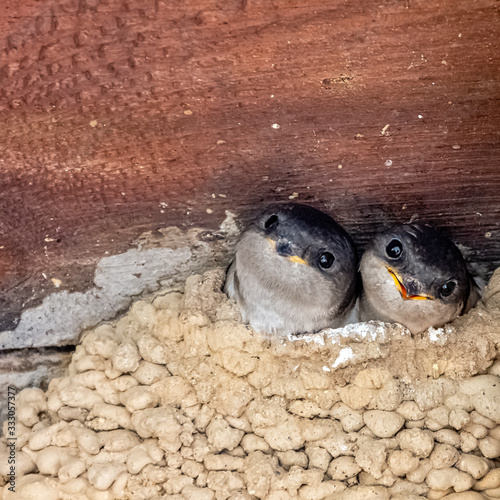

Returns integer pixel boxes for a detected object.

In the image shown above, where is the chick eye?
[319,252,335,269]
[439,280,456,298]
[386,239,403,259]
[264,214,279,229]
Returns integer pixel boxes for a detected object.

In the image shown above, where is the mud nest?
[1,268,500,499]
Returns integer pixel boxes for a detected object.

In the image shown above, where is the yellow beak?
[288,255,307,265]
[267,238,307,265]
[266,238,277,250]
[387,268,432,301]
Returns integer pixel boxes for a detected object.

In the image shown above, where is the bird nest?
[1,268,500,499]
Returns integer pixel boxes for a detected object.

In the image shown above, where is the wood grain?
[0,0,499,334]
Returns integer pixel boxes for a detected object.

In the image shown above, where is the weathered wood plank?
[0,0,499,336]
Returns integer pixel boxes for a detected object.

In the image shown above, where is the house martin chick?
[359,223,481,333]
[225,203,358,336]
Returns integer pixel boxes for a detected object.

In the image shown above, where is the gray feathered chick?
[359,223,481,334]
[225,203,358,336]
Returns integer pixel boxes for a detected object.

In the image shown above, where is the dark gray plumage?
[359,223,481,334]
[225,203,358,336]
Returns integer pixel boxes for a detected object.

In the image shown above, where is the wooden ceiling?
[1,0,499,334]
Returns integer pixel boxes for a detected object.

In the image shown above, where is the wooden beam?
[0,0,499,336]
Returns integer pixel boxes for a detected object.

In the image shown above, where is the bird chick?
[225,203,358,336]
[359,223,481,334]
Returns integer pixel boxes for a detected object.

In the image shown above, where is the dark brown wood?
[1,0,499,334]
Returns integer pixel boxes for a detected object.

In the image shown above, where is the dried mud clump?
[1,268,500,500]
